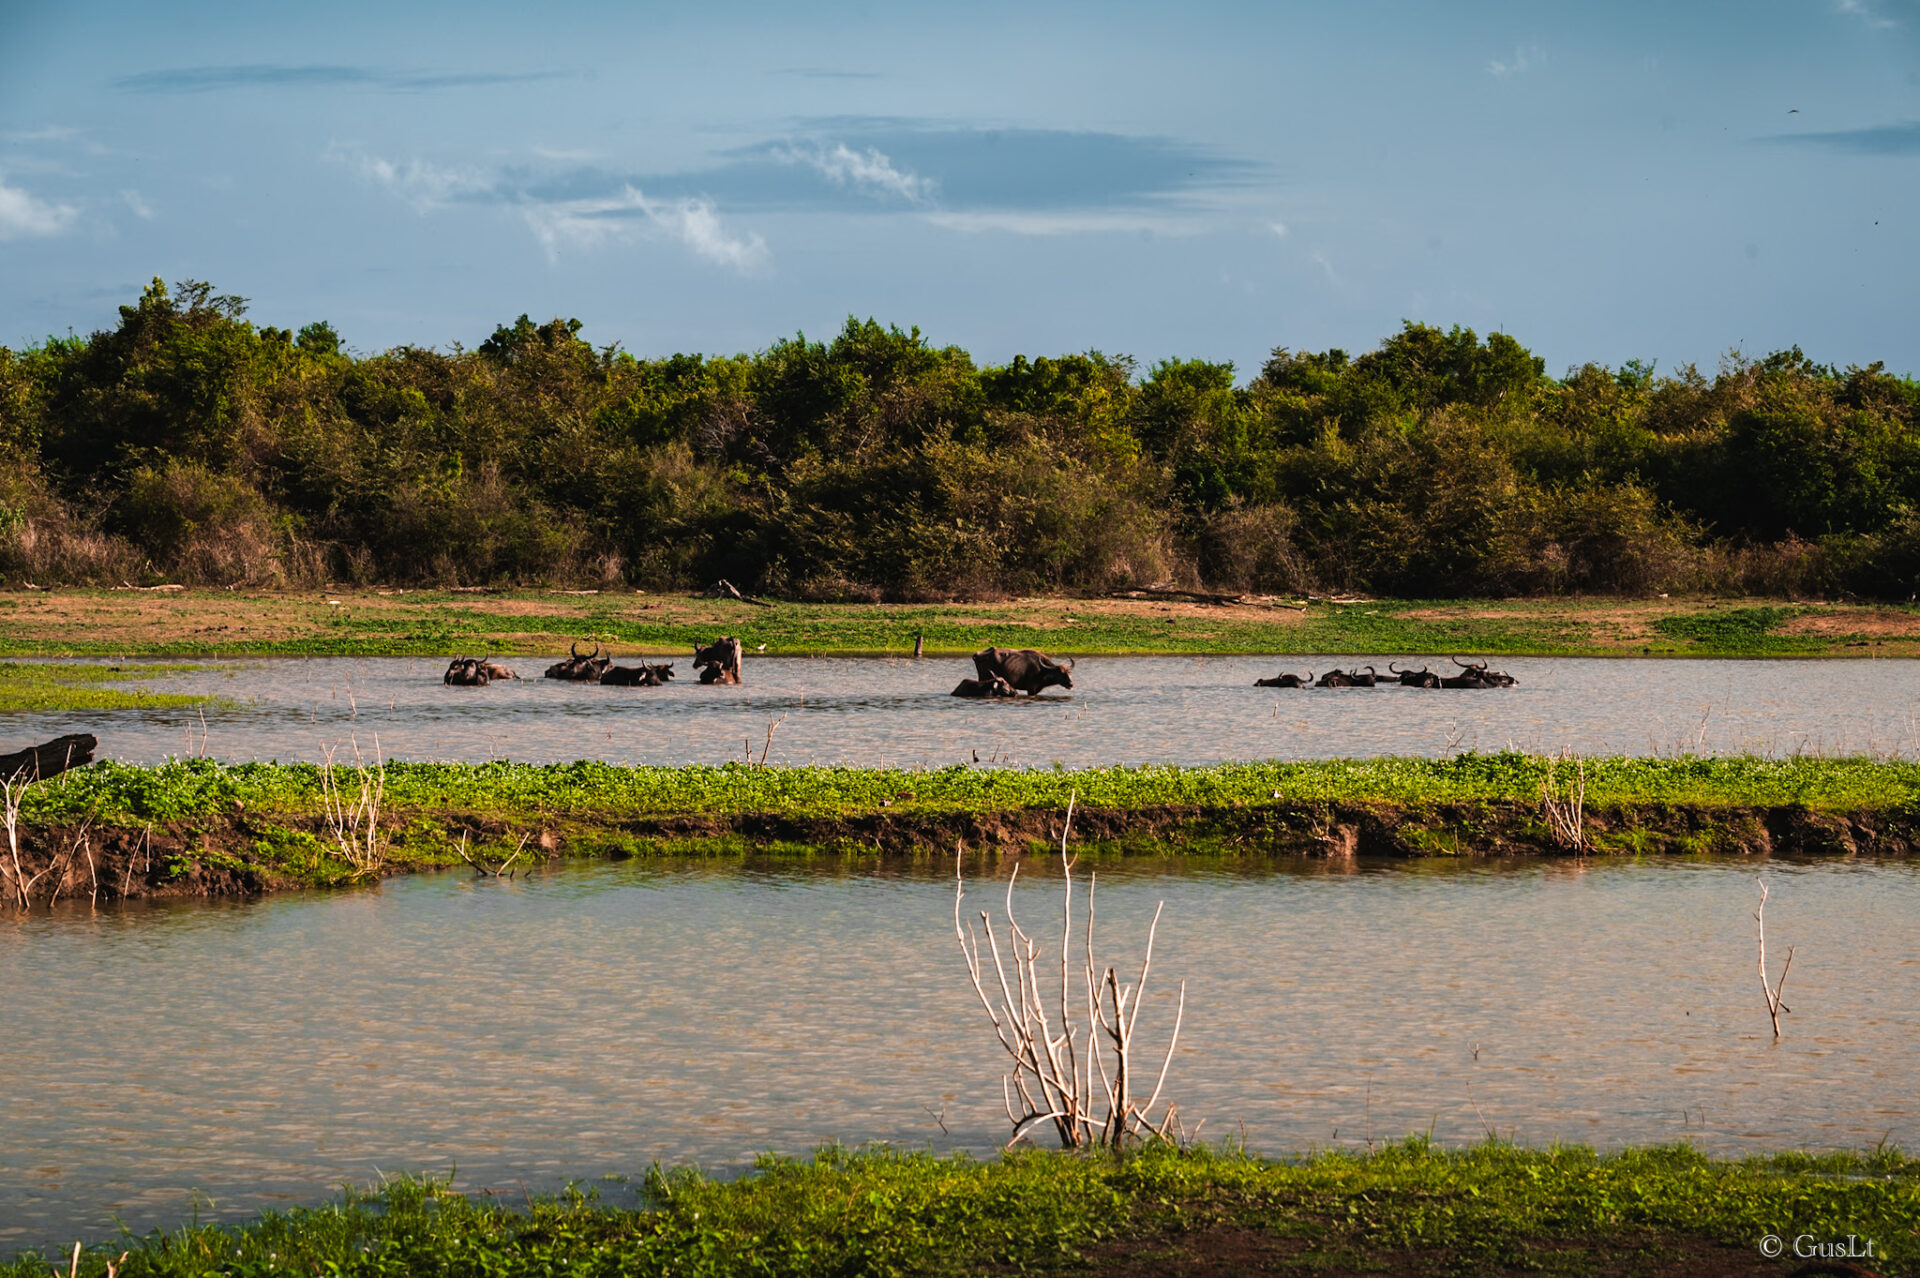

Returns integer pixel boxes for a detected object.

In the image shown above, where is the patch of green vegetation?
[0,661,221,713]
[8,1140,1915,1276]
[21,753,1920,829]
[1654,605,1826,654]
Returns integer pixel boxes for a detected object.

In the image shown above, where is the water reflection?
[2,857,1916,1250]
[7,654,1920,766]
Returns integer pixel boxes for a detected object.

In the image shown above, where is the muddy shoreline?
[4,799,1909,905]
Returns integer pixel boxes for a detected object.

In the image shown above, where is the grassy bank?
[2,590,1919,658]
[7,754,1920,902]
[7,1140,1916,1275]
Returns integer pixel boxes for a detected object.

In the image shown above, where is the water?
[3,857,1916,1251]
[9,655,1920,766]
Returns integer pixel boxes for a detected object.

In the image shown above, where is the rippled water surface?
[9,654,1920,765]
[3,857,1917,1250]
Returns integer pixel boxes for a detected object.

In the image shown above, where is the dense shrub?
[3,279,1919,597]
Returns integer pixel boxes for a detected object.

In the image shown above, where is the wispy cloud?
[332,145,768,271]
[1765,120,1920,153]
[117,64,571,94]
[520,187,768,270]
[120,190,155,220]
[1489,44,1546,77]
[0,172,80,239]
[325,143,492,212]
[773,142,934,203]
[1266,220,1289,238]
[1835,0,1900,28]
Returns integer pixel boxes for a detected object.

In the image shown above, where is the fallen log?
[1,733,98,783]
[1103,586,1247,606]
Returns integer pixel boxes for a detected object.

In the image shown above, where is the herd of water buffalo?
[442,638,744,688]
[442,643,1514,696]
[1254,659,1518,690]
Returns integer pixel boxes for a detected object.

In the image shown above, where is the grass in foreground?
[1,590,1918,657]
[6,1140,1916,1276]
[0,661,218,713]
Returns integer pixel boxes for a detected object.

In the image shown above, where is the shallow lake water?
[3,856,1916,1251]
[8,654,1920,766]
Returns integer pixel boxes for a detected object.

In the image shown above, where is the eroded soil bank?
[4,798,1909,905]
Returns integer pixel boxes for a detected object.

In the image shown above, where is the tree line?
[3,277,1918,599]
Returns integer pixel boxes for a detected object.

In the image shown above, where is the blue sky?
[3,0,1918,377]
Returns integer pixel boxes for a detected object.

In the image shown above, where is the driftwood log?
[2,734,98,783]
[1103,586,1246,606]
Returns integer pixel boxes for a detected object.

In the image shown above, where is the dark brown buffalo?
[601,661,675,687]
[1389,662,1441,688]
[952,674,1018,699]
[1441,658,1516,689]
[972,647,1073,696]
[693,636,743,685]
[476,659,520,682]
[545,642,612,682]
[1255,672,1313,688]
[444,657,491,687]
[1317,666,1378,688]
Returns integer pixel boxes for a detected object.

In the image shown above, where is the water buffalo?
[1441,658,1516,689]
[1389,662,1441,689]
[545,642,612,683]
[972,647,1073,696]
[952,673,1018,699]
[693,636,743,685]
[1255,672,1313,688]
[1317,666,1378,688]
[444,657,491,686]
[476,659,520,682]
[601,661,675,687]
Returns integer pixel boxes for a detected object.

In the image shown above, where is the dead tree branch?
[954,792,1187,1149]
[1755,878,1794,1039]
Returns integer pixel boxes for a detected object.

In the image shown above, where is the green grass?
[2,591,1912,658]
[0,661,219,713]
[24,753,1920,828]
[1653,606,1827,655]
[7,1140,1916,1276]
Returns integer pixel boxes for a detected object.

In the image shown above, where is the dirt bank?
[4,798,1911,906]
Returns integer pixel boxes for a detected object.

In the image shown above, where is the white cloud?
[521,185,769,272]
[777,142,934,203]
[1489,44,1546,77]
[0,172,79,239]
[925,209,1200,236]
[1835,0,1899,26]
[332,144,767,271]
[121,189,155,220]
[1266,220,1289,238]
[325,141,490,212]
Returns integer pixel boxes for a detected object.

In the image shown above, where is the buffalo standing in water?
[1389,662,1441,688]
[1255,671,1313,688]
[693,636,744,684]
[600,661,676,687]
[971,647,1073,697]
[545,642,612,682]
[1317,666,1379,688]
